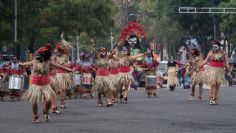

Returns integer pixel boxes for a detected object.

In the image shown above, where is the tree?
[177,0,224,55]
[219,0,236,47]
[131,0,184,59]
[1,0,116,56]
[0,0,13,52]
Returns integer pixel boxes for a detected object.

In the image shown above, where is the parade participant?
[188,48,205,100]
[7,57,24,100]
[128,32,142,57]
[115,45,144,103]
[177,62,184,86]
[92,46,114,107]
[199,39,229,105]
[0,57,8,101]
[76,53,96,98]
[53,33,73,108]
[49,66,61,114]
[167,56,179,91]
[73,52,85,98]
[226,64,233,87]
[54,44,73,108]
[118,21,148,89]
[47,45,61,114]
[20,45,73,123]
[141,49,159,97]
[108,58,120,102]
[183,63,191,89]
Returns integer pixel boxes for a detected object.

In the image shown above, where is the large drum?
[82,73,92,85]
[73,73,81,86]
[8,75,24,90]
[146,75,157,87]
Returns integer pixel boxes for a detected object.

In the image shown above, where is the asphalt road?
[0,86,236,133]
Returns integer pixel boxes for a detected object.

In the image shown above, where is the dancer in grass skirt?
[199,39,229,105]
[20,45,73,123]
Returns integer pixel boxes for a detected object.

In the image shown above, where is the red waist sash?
[8,69,24,75]
[82,68,93,73]
[209,61,224,68]
[31,74,50,85]
[118,66,130,73]
[109,68,118,74]
[96,68,109,76]
[49,70,56,76]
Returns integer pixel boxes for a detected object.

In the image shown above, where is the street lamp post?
[14,0,18,57]
[110,31,114,50]
[76,35,79,59]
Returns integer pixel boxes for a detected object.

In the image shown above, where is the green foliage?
[1,0,115,49]
[2,0,236,56]
[0,1,13,40]
[219,0,236,45]
[133,0,184,56]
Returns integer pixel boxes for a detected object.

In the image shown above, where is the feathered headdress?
[37,46,49,55]
[211,39,221,46]
[60,39,72,54]
[99,47,107,52]
[55,44,64,53]
[44,43,53,51]
[119,21,147,41]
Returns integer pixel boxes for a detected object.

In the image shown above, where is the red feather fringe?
[119,21,147,41]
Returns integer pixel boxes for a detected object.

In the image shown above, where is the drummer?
[73,52,85,98]
[0,56,8,100]
[141,49,159,97]
[74,53,96,98]
[7,57,24,100]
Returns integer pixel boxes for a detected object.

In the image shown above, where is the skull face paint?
[55,50,62,56]
[85,54,90,61]
[100,52,107,57]
[99,47,107,58]
[128,37,137,46]
[122,47,129,55]
[212,44,220,52]
[79,52,85,61]
[128,33,139,47]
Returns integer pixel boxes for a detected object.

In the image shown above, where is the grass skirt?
[119,74,133,87]
[191,71,206,84]
[56,73,74,90]
[23,84,56,104]
[167,67,179,86]
[118,67,134,87]
[109,74,121,92]
[50,75,60,94]
[205,67,228,85]
[92,76,113,93]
